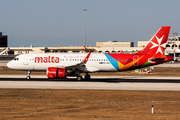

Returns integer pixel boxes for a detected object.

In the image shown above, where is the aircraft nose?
[7,61,13,69]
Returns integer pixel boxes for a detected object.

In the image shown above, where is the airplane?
[7,26,173,80]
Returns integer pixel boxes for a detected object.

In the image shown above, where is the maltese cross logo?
[150,36,166,54]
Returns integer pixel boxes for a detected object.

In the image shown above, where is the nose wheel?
[26,71,31,79]
[26,76,31,79]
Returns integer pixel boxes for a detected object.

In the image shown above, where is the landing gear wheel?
[26,76,31,80]
[77,76,83,81]
[85,74,90,80]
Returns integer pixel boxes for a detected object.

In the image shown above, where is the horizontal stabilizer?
[149,57,165,62]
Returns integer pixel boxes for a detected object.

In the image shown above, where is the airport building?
[0,42,140,55]
[96,41,134,47]
[1,32,180,55]
[0,32,7,47]
[0,40,178,55]
[138,37,180,49]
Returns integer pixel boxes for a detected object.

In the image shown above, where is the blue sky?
[1,0,180,47]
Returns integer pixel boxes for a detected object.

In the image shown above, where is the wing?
[58,51,92,72]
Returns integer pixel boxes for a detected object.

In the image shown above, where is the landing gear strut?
[84,73,90,80]
[26,71,31,79]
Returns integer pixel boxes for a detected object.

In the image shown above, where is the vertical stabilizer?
[138,26,171,56]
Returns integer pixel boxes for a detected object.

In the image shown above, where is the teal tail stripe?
[105,54,120,71]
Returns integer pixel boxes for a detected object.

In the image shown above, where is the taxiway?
[0,75,180,91]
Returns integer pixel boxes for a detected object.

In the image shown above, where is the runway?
[0,75,180,91]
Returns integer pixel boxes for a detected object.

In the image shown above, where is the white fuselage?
[7,53,118,72]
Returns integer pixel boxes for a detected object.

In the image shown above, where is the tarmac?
[0,75,180,91]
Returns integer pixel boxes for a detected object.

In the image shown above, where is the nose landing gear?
[26,71,31,79]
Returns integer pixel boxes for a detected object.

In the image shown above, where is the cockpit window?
[13,58,19,61]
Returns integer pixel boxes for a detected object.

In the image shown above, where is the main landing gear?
[77,76,83,81]
[26,71,31,79]
[76,73,91,81]
[85,73,90,80]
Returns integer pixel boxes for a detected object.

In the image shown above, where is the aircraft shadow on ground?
[0,77,180,83]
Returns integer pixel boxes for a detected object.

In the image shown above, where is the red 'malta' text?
[35,56,59,63]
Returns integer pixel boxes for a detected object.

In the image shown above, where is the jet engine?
[47,67,67,79]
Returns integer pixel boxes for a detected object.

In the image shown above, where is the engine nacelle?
[47,67,67,79]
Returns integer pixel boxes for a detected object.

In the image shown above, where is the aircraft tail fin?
[137,26,171,56]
